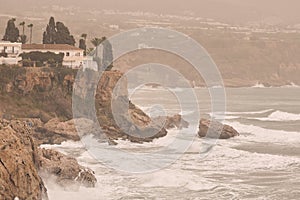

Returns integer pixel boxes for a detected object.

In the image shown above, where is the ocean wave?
[209,114,240,120]
[224,109,274,115]
[41,141,85,149]
[252,82,266,88]
[249,110,300,121]
[224,121,300,144]
[280,82,300,88]
[209,109,273,118]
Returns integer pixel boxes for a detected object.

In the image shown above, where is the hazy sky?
[1,0,300,25]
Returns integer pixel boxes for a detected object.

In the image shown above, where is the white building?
[22,44,85,68]
[0,41,22,65]
[82,56,98,71]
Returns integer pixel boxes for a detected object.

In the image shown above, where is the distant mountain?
[0,0,300,25]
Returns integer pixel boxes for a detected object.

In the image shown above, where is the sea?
[42,87,300,200]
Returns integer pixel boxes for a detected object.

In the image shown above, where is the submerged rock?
[198,119,239,139]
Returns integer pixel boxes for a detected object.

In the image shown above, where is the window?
[75,52,81,56]
[66,52,70,56]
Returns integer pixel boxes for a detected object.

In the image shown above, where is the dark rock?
[198,118,239,139]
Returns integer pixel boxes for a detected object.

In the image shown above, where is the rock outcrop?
[0,119,98,199]
[34,118,80,145]
[198,119,239,139]
[0,67,173,144]
[153,114,189,130]
[0,66,77,120]
[0,119,48,200]
[38,148,97,188]
[94,71,168,143]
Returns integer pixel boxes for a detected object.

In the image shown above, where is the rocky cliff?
[0,119,97,199]
[0,66,76,121]
[0,66,172,143]
[74,70,168,143]
[0,119,48,200]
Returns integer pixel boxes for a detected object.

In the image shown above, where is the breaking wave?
[249,110,300,121]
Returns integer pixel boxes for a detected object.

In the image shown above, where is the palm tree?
[81,33,87,40]
[80,33,88,55]
[91,37,103,47]
[27,24,33,44]
[91,37,104,57]
[86,48,94,55]
[91,37,106,71]
[19,21,25,35]
[19,35,27,44]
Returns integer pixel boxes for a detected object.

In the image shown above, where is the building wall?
[0,42,22,65]
[22,49,85,68]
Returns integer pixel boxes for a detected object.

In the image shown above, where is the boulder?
[198,119,239,139]
[38,148,97,188]
[30,118,101,145]
[34,118,81,145]
[0,119,48,200]
[153,114,189,130]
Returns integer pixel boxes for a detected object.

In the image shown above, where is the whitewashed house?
[22,44,85,68]
[0,41,22,65]
[82,56,98,71]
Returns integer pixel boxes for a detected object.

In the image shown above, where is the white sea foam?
[224,109,274,115]
[208,109,274,120]
[209,114,240,120]
[252,83,265,88]
[209,109,273,116]
[225,121,300,144]
[280,82,300,88]
[41,141,85,150]
[249,110,300,121]
[140,169,218,191]
[114,128,192,150]
[44,121,300,199]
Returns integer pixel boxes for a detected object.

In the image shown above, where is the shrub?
[20,51,64,67]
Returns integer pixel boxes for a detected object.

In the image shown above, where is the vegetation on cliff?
[0,65,77,121]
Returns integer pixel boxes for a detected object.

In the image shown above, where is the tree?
[21,51,64,67]
[43,17,56,44]
[91,37,104,70]
[79,33,87,56]
[81,33,87,40]
[2,18,19,42]
[27,24,33,44]
[91,37,104,56]
[86,48,94,55]
[55,22,75,46]
[19,21,25,35]
[19,21,27,44]
[91,37,103,47]
[19,35,27,44]
[102,38,113,71]
[42,17,76,46]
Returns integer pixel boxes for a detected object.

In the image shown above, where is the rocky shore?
[0,67,240,199]
[0,119,96,200]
